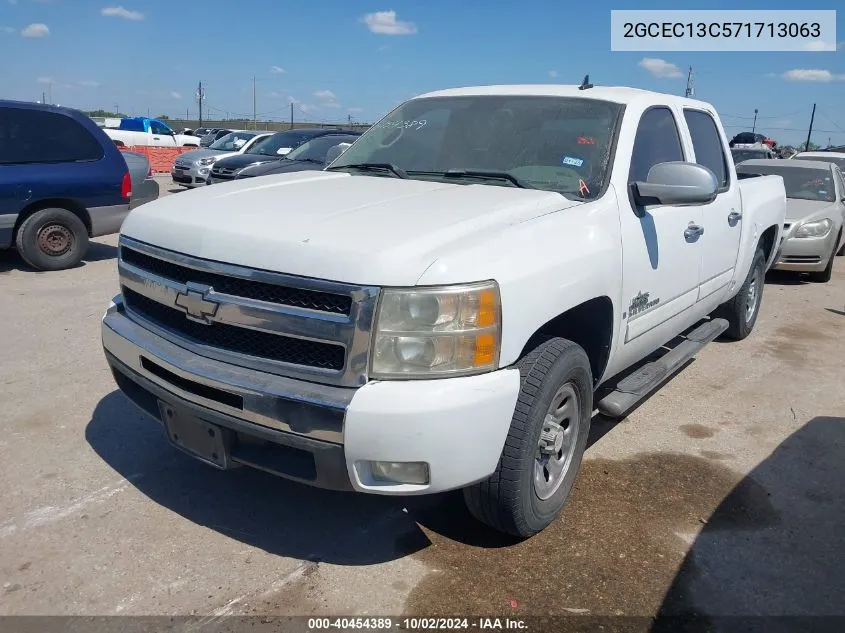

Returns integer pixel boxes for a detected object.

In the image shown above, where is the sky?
[1,0,844,146]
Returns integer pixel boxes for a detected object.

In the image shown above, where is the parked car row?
[171,128,361,188]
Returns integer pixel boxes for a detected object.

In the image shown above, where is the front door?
[682,109,742,303]
[618,106,704,347]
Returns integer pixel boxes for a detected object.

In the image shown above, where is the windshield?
[248,131,313,156]
[328,95,623,199]
[737,165,835,202]
[210,131,257,151]
[731,149,769,164]
[286,134,360,162]
[793,155,845,171]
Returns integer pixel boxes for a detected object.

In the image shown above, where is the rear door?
[682,109,742,304]
[618,106,704,343]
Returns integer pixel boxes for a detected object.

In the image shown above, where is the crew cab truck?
[101,85,786,537]
[104,117,199,148]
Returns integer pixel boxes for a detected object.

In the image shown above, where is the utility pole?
[290,102,294,129]
[114,103,119,116]
[684,66,694,98]
[196,81,205,127]
[41,91,46,104]
[804,103,816,152]
[48,81,52,105]
[252,76,257,130]
[752,109,758,135]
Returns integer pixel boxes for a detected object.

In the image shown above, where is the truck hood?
[121,171,581,286]
[785,198,839,222]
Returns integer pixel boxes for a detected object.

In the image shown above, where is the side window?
[0,108,103,164]
[834,168,845,200]
[149,121,170,135]
[629,108,685,184]
[684,110,729,188]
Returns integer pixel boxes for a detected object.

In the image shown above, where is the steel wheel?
[534,382,581,501]
[36,223,74,257]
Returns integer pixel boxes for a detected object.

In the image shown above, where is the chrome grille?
[117,236,379,387]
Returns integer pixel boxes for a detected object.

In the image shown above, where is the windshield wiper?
[326,163,408,179]
[437,169,535,189]
[295,158,323,165]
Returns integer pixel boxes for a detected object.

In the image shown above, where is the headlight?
[370,281,501,379]
[794,218,832,238]
[198,157,216,166]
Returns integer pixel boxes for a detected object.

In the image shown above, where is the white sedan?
[171,131,271,188]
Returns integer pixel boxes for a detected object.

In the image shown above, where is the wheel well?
[113,140,125,147]
[758,224,779,264]
[14,200,92,238]
[520,296,614,383]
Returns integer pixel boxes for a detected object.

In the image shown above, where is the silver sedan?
[737,159,845,283]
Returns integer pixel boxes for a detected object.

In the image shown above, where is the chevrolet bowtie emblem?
[174,284,219,324]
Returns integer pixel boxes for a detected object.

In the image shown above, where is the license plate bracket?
[159,401,232,469]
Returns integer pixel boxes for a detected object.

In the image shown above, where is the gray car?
[121,151,160,209]
[171,131,270,188]
[737,159,845,282]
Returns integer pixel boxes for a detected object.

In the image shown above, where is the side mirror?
[633,162,718,207]
[325,143,351,165]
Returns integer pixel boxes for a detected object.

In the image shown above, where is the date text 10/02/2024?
[307,618,528,630]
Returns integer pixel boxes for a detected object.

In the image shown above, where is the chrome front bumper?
[102,297,354,444]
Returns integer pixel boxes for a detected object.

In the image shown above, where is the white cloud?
[1,25,15,33]
[782,69,845,82]
[361,10,417,35]
[36,76,53,84]
[21,23,49,37]
[269,65,285,74]
[638,57,682,79]
[804,41,836,51]
[268,91,280,98]
[313,89,336,100]
[170,91,181,99]
[101,6,145,21]
[288,96,317,114]
[548,70,558,78]
[78,80,100,88]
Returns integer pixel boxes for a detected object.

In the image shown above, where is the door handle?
[728,210,742,225]
[153,136,160,140]
[684,223,704,241]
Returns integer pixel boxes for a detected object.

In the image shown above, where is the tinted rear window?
[0,107,105,164]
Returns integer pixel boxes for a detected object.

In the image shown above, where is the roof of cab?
[412,84,715,110]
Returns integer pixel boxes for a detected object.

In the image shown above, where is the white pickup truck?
[103,117,199,148]
[101,85,786,537]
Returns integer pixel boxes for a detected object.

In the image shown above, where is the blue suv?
[0,100,132,270]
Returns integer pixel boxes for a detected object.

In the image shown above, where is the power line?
[721,123,845,134]
[817,110,845,133]
[721,110,802,120]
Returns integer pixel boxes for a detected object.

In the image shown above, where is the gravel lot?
[1,175,843,622]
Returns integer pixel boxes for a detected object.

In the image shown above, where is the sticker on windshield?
[577,136,596,145]
[377,119,427,131]
[578,179,591,197]
[562,156,585,168]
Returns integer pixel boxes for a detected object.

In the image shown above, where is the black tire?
[716,248,765,341]
[15,208,89,271]
[809,232,839,283]
[463,338,593,538]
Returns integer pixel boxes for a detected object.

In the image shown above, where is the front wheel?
[463,338,593,538]
[716,248,765,341]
